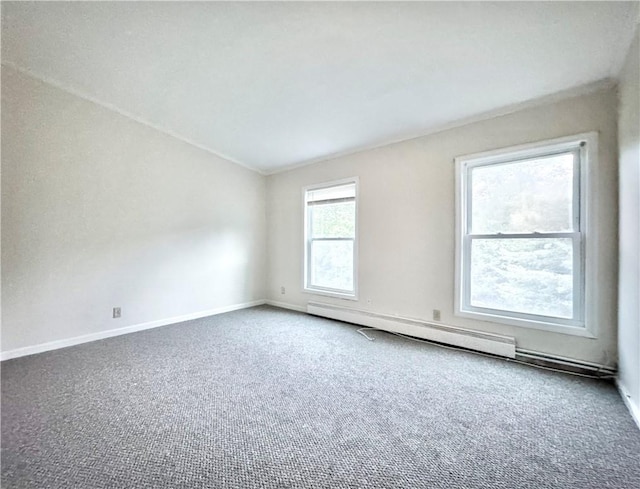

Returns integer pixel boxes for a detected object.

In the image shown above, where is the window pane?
[470,238,573,319]
[310,240,353,291]
[471,153,575,234]
[311,202,355,238]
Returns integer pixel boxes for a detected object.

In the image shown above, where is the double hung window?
[455,134,596,335]
[304,179,358,298]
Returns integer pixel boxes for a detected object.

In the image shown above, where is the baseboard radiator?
[515,349,616,377]
[307,301,516,358]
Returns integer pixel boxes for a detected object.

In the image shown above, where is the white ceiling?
[2,2,638,174]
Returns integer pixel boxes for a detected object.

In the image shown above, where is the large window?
[304,179,357,298]
[455,134,596,335]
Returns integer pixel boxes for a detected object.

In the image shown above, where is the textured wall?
[1,67,266,352]
[267,87,619,366]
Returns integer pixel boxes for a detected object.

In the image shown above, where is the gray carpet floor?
[2,305,639,489]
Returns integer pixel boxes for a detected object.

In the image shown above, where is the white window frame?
[303,177,359,300]
[454,133,598,337]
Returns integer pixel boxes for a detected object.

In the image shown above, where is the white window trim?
[454,132,599,338]
[303,177,359,300]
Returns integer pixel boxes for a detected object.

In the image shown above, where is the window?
[455,134,597,335]
[304,179,358,298]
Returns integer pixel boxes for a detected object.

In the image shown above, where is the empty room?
[1,1,640,488]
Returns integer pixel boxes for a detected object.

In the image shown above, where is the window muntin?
[456,137,591,332]
[304,180,357,297]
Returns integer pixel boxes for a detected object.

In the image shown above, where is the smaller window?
[304,179,358,298]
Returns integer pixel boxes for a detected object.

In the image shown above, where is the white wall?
[618,29,640,419]
[1,67,266,354]
[267,87,619,366]
[0,62,624,370]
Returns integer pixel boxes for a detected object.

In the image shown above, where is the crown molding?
[3,62,615,179]
[1,62,266,176]
[265,77,616,176]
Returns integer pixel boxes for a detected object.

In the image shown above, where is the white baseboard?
[0,299,266,361]
[617,379,640,430]
[307,301,516,358]
[265,300,306,312]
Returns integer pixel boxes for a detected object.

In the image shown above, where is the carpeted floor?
[2,305,639,489]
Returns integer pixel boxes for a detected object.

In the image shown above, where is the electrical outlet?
[280,286,285,295]
[113,307,121,319]
[433,309,441,321]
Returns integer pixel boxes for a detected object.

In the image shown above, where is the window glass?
[310,240,354,291]
[310,202,355,238]
[471,153,575,234]
[469,238,574,318]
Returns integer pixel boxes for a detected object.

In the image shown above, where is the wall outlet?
[432,309,441,321]
[113,307,121,319]
[280,286,285,295]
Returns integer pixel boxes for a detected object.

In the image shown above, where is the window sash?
[461,233,583,325]
[308,199,355,240]
[466,148,581,235]
[306,234,355,293]
[307,238,355,294]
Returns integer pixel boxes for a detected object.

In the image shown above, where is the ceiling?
[2,2,638,174]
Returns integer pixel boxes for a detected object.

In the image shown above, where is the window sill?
[303,287,358,301]
[455,309,596,338]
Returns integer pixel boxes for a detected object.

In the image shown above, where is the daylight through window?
[455,136,594,332]
[304,180,357,297]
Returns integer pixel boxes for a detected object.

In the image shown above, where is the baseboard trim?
[265,300,307,312]
[0,300,266,361]
[307,301,516,358]
[616,380,640,430]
